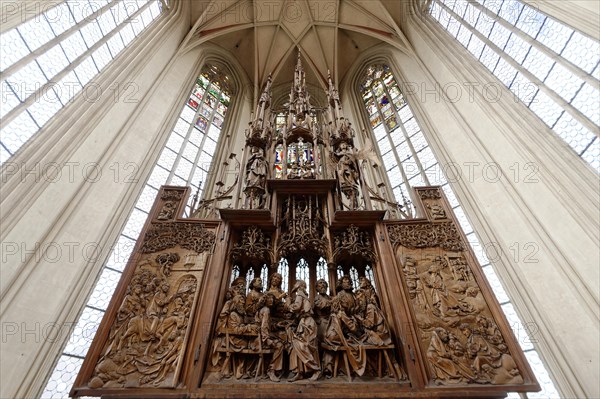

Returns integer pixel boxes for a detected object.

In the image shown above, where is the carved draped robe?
[427,331,475,383]
[361,303,391,346]
[288,290,320,374]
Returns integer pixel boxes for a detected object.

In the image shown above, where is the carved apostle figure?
[245,146,268,208]
[246,146,267,189]
[325,275,366,376]
[355,277,378,314]
[230,277,247,299]
[213,291,257,379]
[326,275,359,342]
[335,142,360,209]
[211,289,234,369]
[267,272,287,317]
[427,263,460,318]
[427,327,476,384]
[254,292,285,382]
[313,278,333,377]
[459,323,500,381]
[287,280,322,382]
[476,315,504,348]
[245,277,264,318]
[356,279,391,347]
[313,279,332,341]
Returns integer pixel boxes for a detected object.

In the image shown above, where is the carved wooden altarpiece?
[72,53,539,398]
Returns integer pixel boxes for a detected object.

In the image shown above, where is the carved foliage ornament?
[277,196,328,258]
[161,189,184,202]
[230,226,273,263]
[333,225,377,263]
[141,222,216,254]
[418,188,442,200]
[387,222,464,252]
[278,229,328,259]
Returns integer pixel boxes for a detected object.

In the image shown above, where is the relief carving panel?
[396,246,524,386]
[83,222,215,390]
[387,188,524,387]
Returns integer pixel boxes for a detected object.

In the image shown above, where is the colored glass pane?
[188,97,199,110]
[195,116,208,131]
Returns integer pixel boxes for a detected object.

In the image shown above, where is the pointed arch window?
[260,264,269,289]
[1,0,166,165]
[277,258,290,293]
[316,257,329,287]
[365,264,376,290]
[230,265,241,284]
[296,258,310,294]
[337,265,344,280]
[429,0,599,172]
[245,268,255,292]
[360,64,441,216]
[359,61,558,398]
[349,266,360,290]
[40,62,232,398]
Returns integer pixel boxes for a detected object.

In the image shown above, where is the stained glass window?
[286,139,314,179]
[0,0,165,166]
[360,64,439,216]
[360,61,559,398]
[40,63,232,399]
[274,144,284,178]
[430,0,599,172]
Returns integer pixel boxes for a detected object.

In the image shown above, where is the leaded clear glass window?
[429,0,599,172]
[316,256,329,287]
[260,264,269,288]
[295,258,310,295]
[40,63,232,399]
[245,268,256,292]
[349,266,360,290]
[365,264,376,290]
[277,258,290,293]
[230,265,241,284]
[337,265,344,280]
[0,0,165,165]
[359,62,559,398]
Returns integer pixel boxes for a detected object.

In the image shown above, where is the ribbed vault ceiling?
[181,0,412,97]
